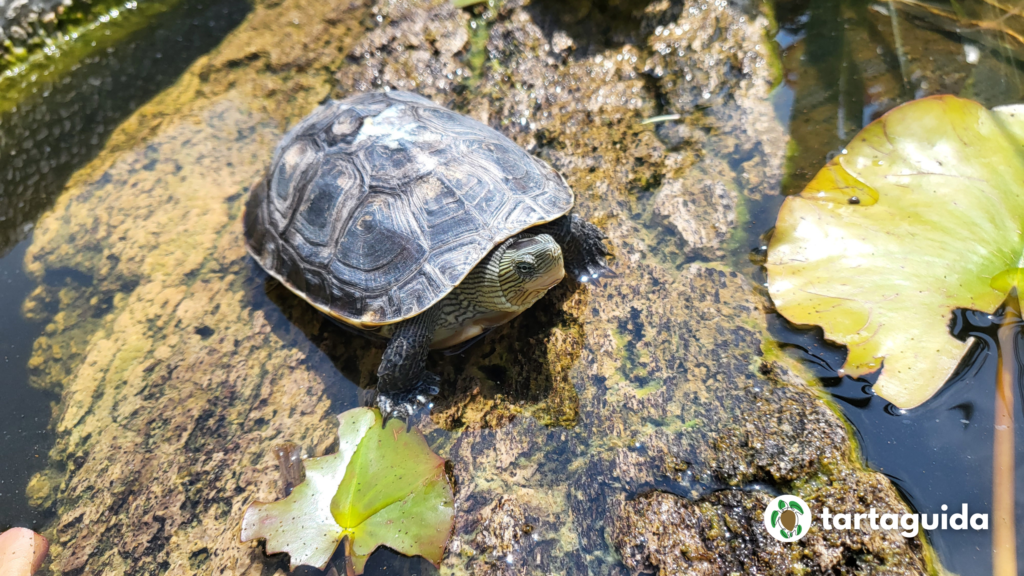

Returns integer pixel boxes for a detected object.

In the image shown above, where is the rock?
[19,0,938,574]
[1,0,67,61]
[611,491,724,576]
[334,0,470,98]
[612,483,927,576]
[470,495,531,560]
[24,468,61,510]
[643,0,786,203]
[652,156,737,259]
[21,1,368,573]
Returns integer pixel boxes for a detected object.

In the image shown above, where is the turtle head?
[499,234,564,307]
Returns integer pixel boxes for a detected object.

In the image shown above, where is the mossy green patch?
[1,0,185,110]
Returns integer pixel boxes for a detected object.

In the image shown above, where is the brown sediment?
[20,0,936,574]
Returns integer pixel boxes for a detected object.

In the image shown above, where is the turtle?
[243,90,612,422]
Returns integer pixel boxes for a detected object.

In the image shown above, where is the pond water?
[1,0,1023,574]
[0,0,251,531]
[757,1,1024,574]
[0,240,51,530]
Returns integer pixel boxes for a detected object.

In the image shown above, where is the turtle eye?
[515,262,535,275]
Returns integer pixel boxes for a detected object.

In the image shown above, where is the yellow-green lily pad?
[766,95,1024,408]
[240,408,454,573]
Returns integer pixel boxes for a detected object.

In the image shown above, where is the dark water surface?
[0,0,252,531]
[0,239,51,530]
[755,1,1024,574]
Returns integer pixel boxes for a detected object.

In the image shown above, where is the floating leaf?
[778,500,786,510]
[241,408,455,573]
[771,510,780,528]
[767,95,1024,408]
[795,524,802,536]
[789,501,804,515]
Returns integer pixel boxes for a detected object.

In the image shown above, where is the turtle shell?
[243,91,575,327]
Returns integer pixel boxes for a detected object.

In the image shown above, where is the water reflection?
[772,0,1024,195]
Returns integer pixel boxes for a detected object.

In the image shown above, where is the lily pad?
[766,95,1024,408]
[241,408,455,573]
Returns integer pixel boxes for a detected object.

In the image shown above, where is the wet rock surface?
[19,0,936,574]
[612,481,926,576]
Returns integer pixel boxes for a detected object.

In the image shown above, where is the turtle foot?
[376,372,440,430]
[569,215,615,283]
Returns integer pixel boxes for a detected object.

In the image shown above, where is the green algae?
[0,0,145,70]
[463,18,489,84]
[0,0,187,111]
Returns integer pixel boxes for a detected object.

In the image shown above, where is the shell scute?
[268,139,320,226]
[332,193,428,291]
[320,107,365,148]
[409,174,484,248]
[291,160,362,248]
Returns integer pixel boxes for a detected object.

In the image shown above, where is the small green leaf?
[789,501,805,515]
[778,500,786,511]
[795,524,802,536]
[771,510,779,527]
[780,529,790,539]
[241,408,455,573]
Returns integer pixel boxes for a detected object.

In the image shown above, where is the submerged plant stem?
[887,0,911,93]
[993,300,1018,576]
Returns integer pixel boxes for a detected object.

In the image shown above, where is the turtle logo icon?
[763,495,812,542]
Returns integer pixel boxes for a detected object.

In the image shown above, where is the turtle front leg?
[537,213,614,282]
[375,306,442,426]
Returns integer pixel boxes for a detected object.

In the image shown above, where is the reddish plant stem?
[344,536,356,576]
[993,305,1018,576]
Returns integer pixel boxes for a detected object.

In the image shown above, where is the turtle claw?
[376,372,440,430]
[577,261,617,284]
